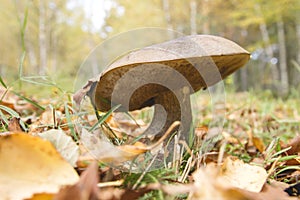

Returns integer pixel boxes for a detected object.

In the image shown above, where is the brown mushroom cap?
[94,35,250,112]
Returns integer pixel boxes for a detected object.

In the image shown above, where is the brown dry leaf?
[0,86,18,112]
[284,135,300,155]
[29,106,71,133]
[73,78,98,107]
[7,117,23,132]
[0,100,15,113]
[0,133,79,200]
[30,107,58,133]
[56,159,152,200]
[97,187,152,200]
[222,131,239,144]
[0,86,39,114]
[54,161,100,200]
[252,183,298,200]
[106,113,148,138]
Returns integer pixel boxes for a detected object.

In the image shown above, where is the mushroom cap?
[94,35,250,112]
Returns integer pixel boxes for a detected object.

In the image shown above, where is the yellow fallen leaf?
[220,157,267,192]
[0,133,79,200]
[190,157,269,199]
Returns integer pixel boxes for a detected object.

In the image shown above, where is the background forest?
[0,0,299,96]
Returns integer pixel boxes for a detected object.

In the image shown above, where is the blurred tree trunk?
[277,18,289,96]
[259,23,278,82]
[51,32,58,73]
[294,22,300,87]
[200,0,210,34]
[39,0,47,75]
[26,41,38,72]
[297,23,300,65]
[50,6,58,73]
[162,0,174,39]
[190,0,197,35]
[255,4,279,91]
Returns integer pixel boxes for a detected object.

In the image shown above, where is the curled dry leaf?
[73,78,98,107]
[0,133,79,200]
[38,129,80,167]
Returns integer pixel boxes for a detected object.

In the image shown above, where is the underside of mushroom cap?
[93,35,250,112]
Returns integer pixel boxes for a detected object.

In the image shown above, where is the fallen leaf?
[54,161,100,200]
[38,129,80,167]
[55,161,152,200]
[284,135,300,155]
[79,122,180,165]
[106,112,148,138]
[252,136,265,153]
[30,107,59,133]
[8,117,23,132]
[0,100,15,113]
[220,157,268,192]
[247,130,265,154]
[25,193,54,200]
[0,133,79,200]
[189,161,295,200]
[97,187,152,200]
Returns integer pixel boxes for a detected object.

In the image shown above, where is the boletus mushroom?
[76,35,250,143]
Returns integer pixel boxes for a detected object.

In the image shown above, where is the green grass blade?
[12,92,45,111]
[270,146,291,159]
[0,110,9,125]
[20,6,28,51]
[0,105,20,118]
[0,105,27,131]
[275,166,300,177]
[0,76,7,88]
[18,52,26,87]
[268,155,298,163]
[0,89,9,101]
[64,102,78,141]
[89,104,121,132]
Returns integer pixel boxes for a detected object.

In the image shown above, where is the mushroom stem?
[143,87,192,141]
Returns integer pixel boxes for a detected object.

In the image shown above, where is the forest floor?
[0,84,300,200]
